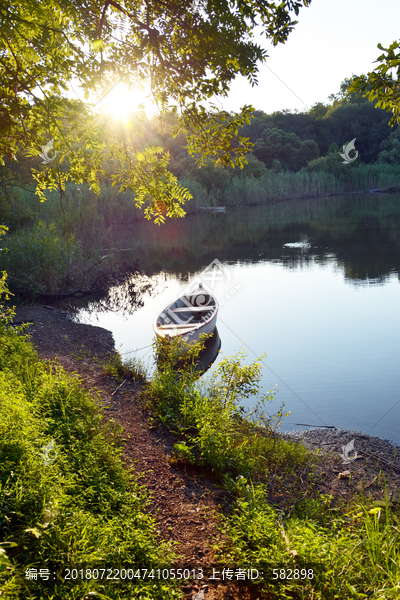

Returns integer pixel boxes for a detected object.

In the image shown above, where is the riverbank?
[282,428,400,503]
[14,304,400,502]
[8,304,400,598]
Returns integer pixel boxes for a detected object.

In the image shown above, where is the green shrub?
[144,337,299,479]
[144,334,400,599]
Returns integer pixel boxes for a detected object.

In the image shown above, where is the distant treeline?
[1,76,399,209]
[162,78,400,194]
[1,77,399,208]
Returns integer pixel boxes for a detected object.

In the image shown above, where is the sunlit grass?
[0,297,179,599]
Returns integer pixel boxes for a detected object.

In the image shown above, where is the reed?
[181,164,400,209]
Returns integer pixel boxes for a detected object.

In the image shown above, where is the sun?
[101,84,154,119]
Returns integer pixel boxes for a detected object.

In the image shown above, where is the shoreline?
[14,304,400,465]
[10,302,400,531]
[281,428,400,474]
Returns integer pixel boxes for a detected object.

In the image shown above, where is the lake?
[59,193,400,444]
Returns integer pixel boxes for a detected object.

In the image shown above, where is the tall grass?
[0,222,80,297]
[0,182,144,298]
[0,182,142,234]
[0,284,179,599]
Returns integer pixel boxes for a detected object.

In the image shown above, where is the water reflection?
[56,193,400,319]
[55,272,167,318]
[195,328,221,374]
[102,193,400,286]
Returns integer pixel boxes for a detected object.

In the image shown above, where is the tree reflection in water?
[57,266,167,320]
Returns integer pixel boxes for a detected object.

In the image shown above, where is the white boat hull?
[153,283,219,348]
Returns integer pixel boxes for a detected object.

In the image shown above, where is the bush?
[307,153,348,177]
[144,336,297,479]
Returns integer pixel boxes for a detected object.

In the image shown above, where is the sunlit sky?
[97,0,400,118]
[221,0,400,114]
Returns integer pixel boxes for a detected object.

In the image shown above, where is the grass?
[102,351,148,384]
[217,483,400,598]
[142,335,400,599]
[181,163,400,210]
[0,278,179,600]
[1,264,400,598]
[0,182,142,300]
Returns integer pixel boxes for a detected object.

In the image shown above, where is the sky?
[219,0,400,114]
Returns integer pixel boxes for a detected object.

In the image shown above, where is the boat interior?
[156,296,216,328]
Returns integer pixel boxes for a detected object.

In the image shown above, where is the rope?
[119,343,153,356]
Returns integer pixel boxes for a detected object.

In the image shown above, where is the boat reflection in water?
[156,328,221,376]
[193,327,221,375]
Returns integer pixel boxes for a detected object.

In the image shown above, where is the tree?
[309,102,329,119]
[324,100,393,163]
[350,41,400,127]
[378,128,400,164]
[328,76,367,105]
[250,78,395,162]
[0,0,310,223]
[306,153,347,177]
[253,127,318,170]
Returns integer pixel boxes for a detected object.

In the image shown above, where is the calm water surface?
[62,194,400,444]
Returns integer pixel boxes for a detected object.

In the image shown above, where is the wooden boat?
[153,282,218,343]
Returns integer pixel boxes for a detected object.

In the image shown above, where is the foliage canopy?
[350,41,400,127]
[0,0,310,222]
